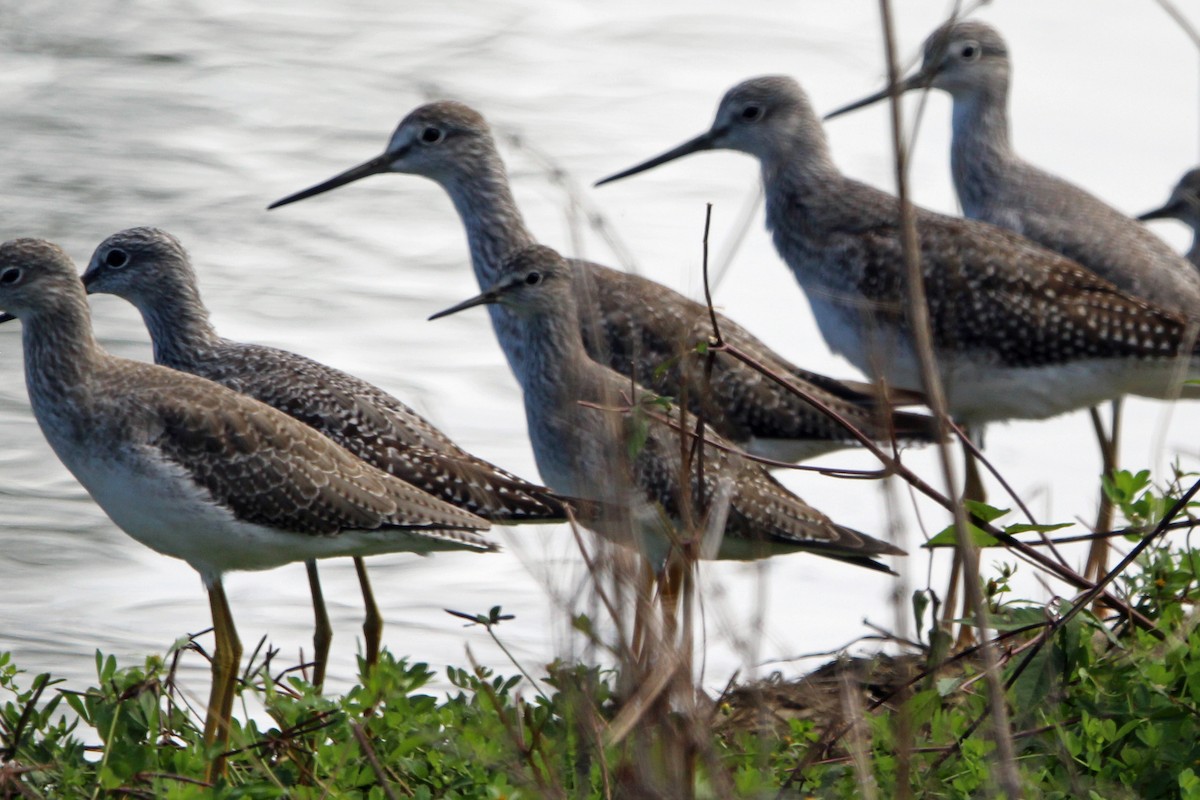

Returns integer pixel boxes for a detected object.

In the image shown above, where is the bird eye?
[740,105,763,122]
[420,126,445,144]
[104,248,129,268]
[959,41,980,61]
[0,267,22,285]
[524,271,542,286]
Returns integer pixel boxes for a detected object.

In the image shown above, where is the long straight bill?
[823,71,930,121]
[1136,201,1185,223]
[268,151,397,209]
[428,289,501,321]
[594,130,719,187]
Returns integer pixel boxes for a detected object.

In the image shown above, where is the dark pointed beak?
[0,312,15,324]
[824,70,932,121]
[268,147,405,210]
[428,287,503,321]
[594,129,721,187]
[1137,199,1185,223]
[80,268,99,290]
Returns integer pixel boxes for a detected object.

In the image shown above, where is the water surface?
[1,0,1198,699]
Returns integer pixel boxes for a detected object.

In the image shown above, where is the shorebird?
[429,243,904,574]
[1140,167,1200,269]
[595,76,1200,425]
[80,227,570,687]
[823,19,1200,581]
[597,76,1200,634]
[267,101,939,464]
[824,20,1200,314]
[0,238,493,779]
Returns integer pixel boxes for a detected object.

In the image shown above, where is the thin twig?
[877,1,1019,790]
[1153,0,1200,50]
[718,340,1155,629]
[577,398,892,479]
[350,722,400,800]
[1,673,54,762]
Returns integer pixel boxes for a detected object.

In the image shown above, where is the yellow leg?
[630,559,656,665]
[305,560,331,690]
[944,436,986,649]
[204,579,242,784]
[657,558,685,648]
[354,557,382,673]
[1085,400,1121,585]
[940,549,962,633]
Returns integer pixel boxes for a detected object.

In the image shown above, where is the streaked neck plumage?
[440,145,537,287]
[948,76,1016,219]
[437,143,539,374]
[21,290,104,430]
[505,295,594,405]
[126,266,222,367]
[500,285,629,508]
[758,108,862,289]
[757,109,841,200]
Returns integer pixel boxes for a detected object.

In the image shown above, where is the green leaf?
[912,590,930,645]
[990,605,1048,631]
[626,409,650,460]
[1180,768,1200,800]
[925,523,1000,548]
[964,499,1009,523]
[1009,641,1065,719]
[1005,522,1072,534]
[652,356,679,381]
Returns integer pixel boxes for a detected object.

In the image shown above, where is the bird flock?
[2,18,1199,780]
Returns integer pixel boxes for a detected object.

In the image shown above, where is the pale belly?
[800,289,1199,423]
[801,289,922,389]
[58,448,463,584]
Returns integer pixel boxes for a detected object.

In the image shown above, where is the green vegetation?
[2,466,1200,799]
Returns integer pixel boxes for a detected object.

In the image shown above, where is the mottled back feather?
[83,228,570,524]
[478,245,904,570]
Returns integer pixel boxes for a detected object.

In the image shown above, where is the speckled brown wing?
[141,372,493,548]
[623,397,903,569]
[1014,171,1199,308]
[842,208,1198,367]
[575,261,937,449]
[184,341,570,522]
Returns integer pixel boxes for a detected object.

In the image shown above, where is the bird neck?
[507,302,594,405]
[1188,235,1200,271]
[21,292,104,414]
[758,112,840,191]
[441,148,538,288]
[759,125,847,243]
[949,79,1016,216]
[131,279,221,367]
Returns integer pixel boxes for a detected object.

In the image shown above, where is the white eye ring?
[420,126,445,144]
[0,267,22,285]
[958,40,981,61]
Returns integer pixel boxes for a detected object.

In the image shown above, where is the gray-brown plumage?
[82,227,569,524]
[267,101,939,463]
[431,244,905,573]
[1140,167,1200,269]
[596,76,1200,424]
[1,238,493,571]
[0,237,493,772]
[825,20,1200,314]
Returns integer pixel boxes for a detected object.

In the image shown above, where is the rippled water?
[1,0,1198,701]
